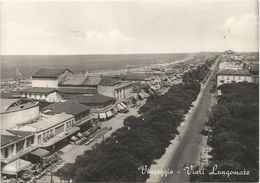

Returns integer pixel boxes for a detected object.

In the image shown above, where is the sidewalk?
[147,58,220,183]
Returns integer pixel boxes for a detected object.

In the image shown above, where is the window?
[227,76,229,80]
[220,80,224,83]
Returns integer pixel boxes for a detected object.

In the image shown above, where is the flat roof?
[22,113,74,131]
[1,130,34,147]
[217,69,251,76]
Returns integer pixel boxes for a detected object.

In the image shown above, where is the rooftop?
[1,99,21,113]
[32,68,72,79]
[70,93,114,105]
[42,100,91,115]
[17,113,74,132]
[58,87,97,95]
[20,87,57,94]
[1,130,34,147]
[1,99,38,114]
[217,69,251,76]
[60,75,102,86]
[99,76,122,86]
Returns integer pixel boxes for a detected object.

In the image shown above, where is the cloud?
[68,28,135,43]
[218,12,258,38]
[216,12,258,51]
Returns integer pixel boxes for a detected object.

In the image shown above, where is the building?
[59,75,102,88]
[1,130,36,164]
[216,69,252,87]
[249,64,259,83]
[218,61,243,70]
[97,77,133,105]
[68,93,118,121]
[1,99,39,130]
[42,100,94,132]
[32,68,74,88]
[12,113,79,152]
[19,87,62,103]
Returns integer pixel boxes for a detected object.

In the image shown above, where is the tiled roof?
[20,87,57,94]
[217,69,250,76]
[70,93,114,105]
[60,75,102,86]
[58,87,97,94]
[32,68,72,78]
[42,100,91,115]
[124,73,146,81]
[99,77,122,86]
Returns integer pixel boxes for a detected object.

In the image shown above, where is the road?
[160,55,221,183]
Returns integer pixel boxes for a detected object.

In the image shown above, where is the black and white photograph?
[0,0,259,182]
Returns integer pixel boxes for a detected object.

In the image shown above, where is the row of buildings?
[216,51,259,94]
[1,67,152,177]
[1,55,217,177]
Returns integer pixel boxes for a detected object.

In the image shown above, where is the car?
[85,137,95,146]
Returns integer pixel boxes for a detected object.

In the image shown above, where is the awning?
[116,103,125,111]
[30,148,50,158]
[99,113,106,119]
[113,107,118,112]
[120,102,127,108]
[2,159,32,175]
[106,111,113,118]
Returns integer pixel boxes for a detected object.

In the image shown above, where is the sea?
[1,53,188,80]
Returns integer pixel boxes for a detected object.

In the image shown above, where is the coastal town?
[1,50,259,183]
[1,1,259,183]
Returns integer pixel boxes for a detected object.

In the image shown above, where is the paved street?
[160,56,221,183]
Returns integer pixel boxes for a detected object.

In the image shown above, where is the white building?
[216,69,252,87]
[97,77,133,105]
[32,68,74,88]
[218,61,243,70]
[19,87,62,103]
[1,99,39,130]
[11,113,79,151]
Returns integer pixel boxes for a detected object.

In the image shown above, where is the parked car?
[85,137,95,146]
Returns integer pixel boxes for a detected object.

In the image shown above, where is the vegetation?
[56,58,216,182]
[191,82,259,182]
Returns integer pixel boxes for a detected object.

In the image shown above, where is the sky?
[0,0,258,55]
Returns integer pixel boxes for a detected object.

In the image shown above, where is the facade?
[42,100,94,132]
[1,99,39,130]
[216,69,252,87]
[32,68,74,88]
[1,130,36,165]
[97,77,133,105]
[68,94,117,121]
[12,113,79,151]
[19,87,62,103]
